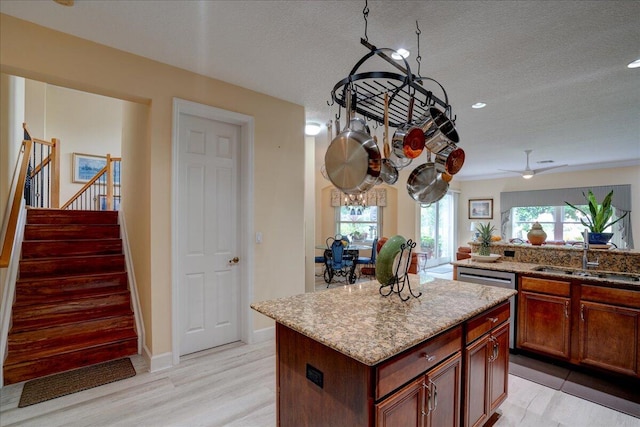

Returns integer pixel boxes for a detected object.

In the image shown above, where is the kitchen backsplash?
[468,242,640,274]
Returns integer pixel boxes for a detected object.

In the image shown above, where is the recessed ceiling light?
[53,0,74,6]
[305,122,322,136]
[471,102,487,109]
[627,59,640,69]
[391,49,410,60]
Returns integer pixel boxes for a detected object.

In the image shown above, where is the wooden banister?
[0,139,32,268]
[60,165,109,210]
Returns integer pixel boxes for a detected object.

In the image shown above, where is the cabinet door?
[464,334,489,427]
[376,377,424,427]
[579,301,640,376]
[488,322,509,412]
[424,352,461,427]
[518,290,571,359]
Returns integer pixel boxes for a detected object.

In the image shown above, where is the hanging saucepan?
[406,162,450,204]
[392,96,425,160]
[435,146,465,175]
[325,91,381,194]
[416,107,460,154]
[389,152,412,169]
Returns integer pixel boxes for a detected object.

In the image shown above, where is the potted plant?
[476,222,495,256]
[565,190,628,244]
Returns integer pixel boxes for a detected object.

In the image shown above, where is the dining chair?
[357,238,378,278]
[324,237,355,286]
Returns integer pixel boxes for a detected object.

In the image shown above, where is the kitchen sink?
[533,266,640,282]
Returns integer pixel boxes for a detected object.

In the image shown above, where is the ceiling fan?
[500,149,567,179]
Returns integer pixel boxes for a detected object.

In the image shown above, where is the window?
[419,192,456,268]
[511,205,620,243]
[335,206,381,244]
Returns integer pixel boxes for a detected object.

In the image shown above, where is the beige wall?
[23,82,124,206]
[314,158,637,257]
[457,166,640,249]
[1,14,305,356]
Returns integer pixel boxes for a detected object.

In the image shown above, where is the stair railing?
[60,155,121,211]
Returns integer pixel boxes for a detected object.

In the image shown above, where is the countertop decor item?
[470,253,501,262]
[565,190,628,244]
[527,221,547,245]
[476,222,496,256]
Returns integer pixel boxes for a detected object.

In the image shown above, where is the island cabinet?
[517,276,571,359]
[578,285,640,377]
[277,322,463,427]
[464,302,510,427]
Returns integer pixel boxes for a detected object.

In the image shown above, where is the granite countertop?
[251,276,516,366]
[451,259,640,289]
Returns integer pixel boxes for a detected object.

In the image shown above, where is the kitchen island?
[251,275,516,427]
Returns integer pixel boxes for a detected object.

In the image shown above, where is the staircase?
[3,208,138,385]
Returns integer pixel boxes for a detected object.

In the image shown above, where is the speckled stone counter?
[251,275,516,366]
[467,241,639,273]
[452,258,640,289]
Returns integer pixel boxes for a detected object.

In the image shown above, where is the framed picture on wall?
[72,153,120,185]
[469,198,493,219]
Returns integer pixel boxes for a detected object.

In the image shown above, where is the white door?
[177,112,241,356]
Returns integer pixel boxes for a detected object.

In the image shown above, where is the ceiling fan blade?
[532,164,568,174]
[498,169,526,174]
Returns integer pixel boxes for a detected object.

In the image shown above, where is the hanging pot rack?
[330,38,456,129]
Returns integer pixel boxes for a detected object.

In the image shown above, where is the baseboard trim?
[252,326,275,343]
[143,344,173,372]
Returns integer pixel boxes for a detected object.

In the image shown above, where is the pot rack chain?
[362,0,370,42]
[415,21,422,77]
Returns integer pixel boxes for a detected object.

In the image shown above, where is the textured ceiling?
[1,0,639,180]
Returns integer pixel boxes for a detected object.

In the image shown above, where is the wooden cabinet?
[375,352,462,427]
[517,276,571,359]
[463,302,510,427]
[579,285,640,376]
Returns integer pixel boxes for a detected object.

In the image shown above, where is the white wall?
[457,166,640,249]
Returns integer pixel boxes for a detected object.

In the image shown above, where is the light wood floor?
[2,338,638,427]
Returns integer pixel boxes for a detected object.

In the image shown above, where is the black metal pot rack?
[330,39,456,129]
[379,239,421,301]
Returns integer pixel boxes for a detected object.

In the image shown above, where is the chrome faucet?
[582,229,599,270]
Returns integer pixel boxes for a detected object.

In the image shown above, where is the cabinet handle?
[423,353,436,363]
[564,300,569,319]
[421,381,429,416]
[493,340,499,361]
[487,337,496,362]
[429,379,438,413]
[580,303,585,321]
[487,317,498,324]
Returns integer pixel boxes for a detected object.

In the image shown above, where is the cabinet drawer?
[581,285,640,308]
[521,276,570,297]
[466,301,510,344]
[376,326,462,400]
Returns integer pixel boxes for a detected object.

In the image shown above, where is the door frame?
[171,98,254,366]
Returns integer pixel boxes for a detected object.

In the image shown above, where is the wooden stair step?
[10,292,133,332]
[27,208,118,225]
[3,337,137,385]
[14,272,128,306]
[21,238,123,259]
[19,254,125,279]
[24,224,120,240]
[6,316,137,364]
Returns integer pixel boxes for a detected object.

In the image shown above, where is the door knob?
[229,257,240,264]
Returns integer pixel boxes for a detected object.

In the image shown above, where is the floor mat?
[509,354,640,418]
[561,371,640,418]
[19,358,136,407]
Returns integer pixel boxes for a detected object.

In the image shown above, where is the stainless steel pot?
[406,162,450,204]
[417,107,460,154]
[325,93,381,194]
[435,146,465,175]
[391,97,425,159]
[379,158,399,185]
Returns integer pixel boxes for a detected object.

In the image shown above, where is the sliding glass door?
[419,193,455,268]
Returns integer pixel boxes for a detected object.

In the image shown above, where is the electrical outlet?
[504,250,515,257]
[306,364,323,388]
